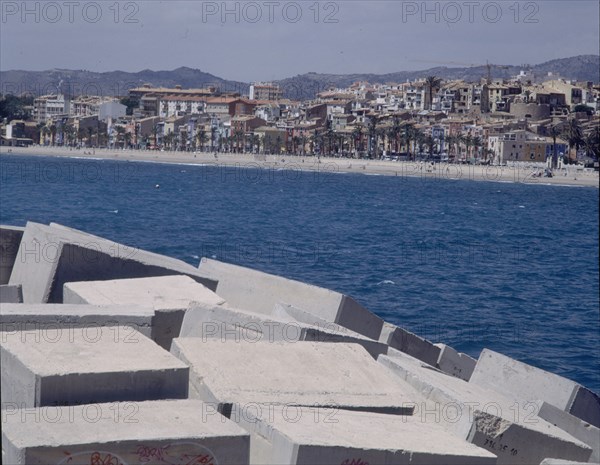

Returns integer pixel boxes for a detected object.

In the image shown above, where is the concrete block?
[1,326,188,408]
[540,460,598,465]
[0,303,154,339]
[196,258,383,339]
[171,338,415,416]
[0,284,23,303]
[435,343,477,381]
[379,351,592,465]
[231,405,497,465]
[1,399,250,464]
[8,221,218,303]
[537,401,600,462]
[380,321,441,366]
[0,225,24,285]
[63,275,225,349]
[470,349,600,428]
[180,302,388,359]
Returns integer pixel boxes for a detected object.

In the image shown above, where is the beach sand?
[2,146,599,188]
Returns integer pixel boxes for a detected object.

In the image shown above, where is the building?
[488,130,568,165]
[249,82,283,101]
[33,95,68,124]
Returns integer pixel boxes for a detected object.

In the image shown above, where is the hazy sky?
[1,1,599,81]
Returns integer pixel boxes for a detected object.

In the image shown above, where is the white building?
[33,95,68,124]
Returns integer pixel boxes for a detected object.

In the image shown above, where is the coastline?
[2,145,599,188]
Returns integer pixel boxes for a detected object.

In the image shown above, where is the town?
[2,69,599,172]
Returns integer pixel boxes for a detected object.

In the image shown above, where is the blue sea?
[1,154,599,392]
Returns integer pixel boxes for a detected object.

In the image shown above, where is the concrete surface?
[171,338,415,416]
[0,284,23,303]
[380,321,441,366]
[196,258,383,339]
[231,404,497,464]
[0,303,154,339]
[1,399,250,464]
[537,401,600,462]
[470,349,600,428]
[540,460,598,465]
[63,275,225,349]
[435,343,477,381]
[379,350,592,465]
[8,221,218,303]
[0,225,24,285]
[1,326,189,408]
[180,302,388,359]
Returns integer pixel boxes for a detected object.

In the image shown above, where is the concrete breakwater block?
[0,225,24,285]
[0,284,23,303]
[380,321,441,366]
[435,343,477,381]
[378,351,592,465]
[171,339,415,416]
[1,399,250,465]
[537,401,600,462]
[231,404,497,465]
[8,222,218,303]
[1,326,189,408]
[64,275,225,349]
[470,349,600,428]
[540,460,598,465]
[196,258,383,340]
[180,302,388,359]
[0,303,155,339]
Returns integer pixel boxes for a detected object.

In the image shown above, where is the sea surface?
[1,154,599,392]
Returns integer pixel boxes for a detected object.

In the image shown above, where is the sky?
[1,1,599,82]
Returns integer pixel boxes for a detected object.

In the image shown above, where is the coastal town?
[1,69,599,172]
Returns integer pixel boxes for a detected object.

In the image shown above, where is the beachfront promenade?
[1,222,599,464]
[3,145,599,188]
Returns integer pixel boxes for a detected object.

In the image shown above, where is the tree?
[351,124,364,156]
[472,136,483,160]
[119,97,138,116]
[367,116,379,158]
[573,104,593,116]
[548,124,562,169]
[562,118,584,163]
[425,76,442,111]
[0,94,33,121]
[196,127,208,152]
[583,127,600,162]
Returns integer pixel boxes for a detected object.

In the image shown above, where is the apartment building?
[33,94,68,124]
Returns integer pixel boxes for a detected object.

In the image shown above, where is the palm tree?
[114,126,125,148]
[351,124,364,157]
[583,127,600,162]
[463,134,473,161]
[150,124,159,149]
[425,76,442,111]
[548,124,562,169]
[562,118,583,164]
[472,136,483,160]
[196,127,208,152]
[49,123,57,146]
[367,116,379,158]
[445,135,455,158]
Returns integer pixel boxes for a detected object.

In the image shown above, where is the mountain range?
[1,55,598,100]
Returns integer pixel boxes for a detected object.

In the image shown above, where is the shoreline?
[2,146,599,188]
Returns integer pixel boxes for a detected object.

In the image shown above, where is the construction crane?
[410,59,511,83]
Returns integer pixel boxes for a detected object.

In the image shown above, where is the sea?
[1,153,599,392]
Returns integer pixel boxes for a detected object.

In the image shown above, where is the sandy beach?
[2,145,598,188]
